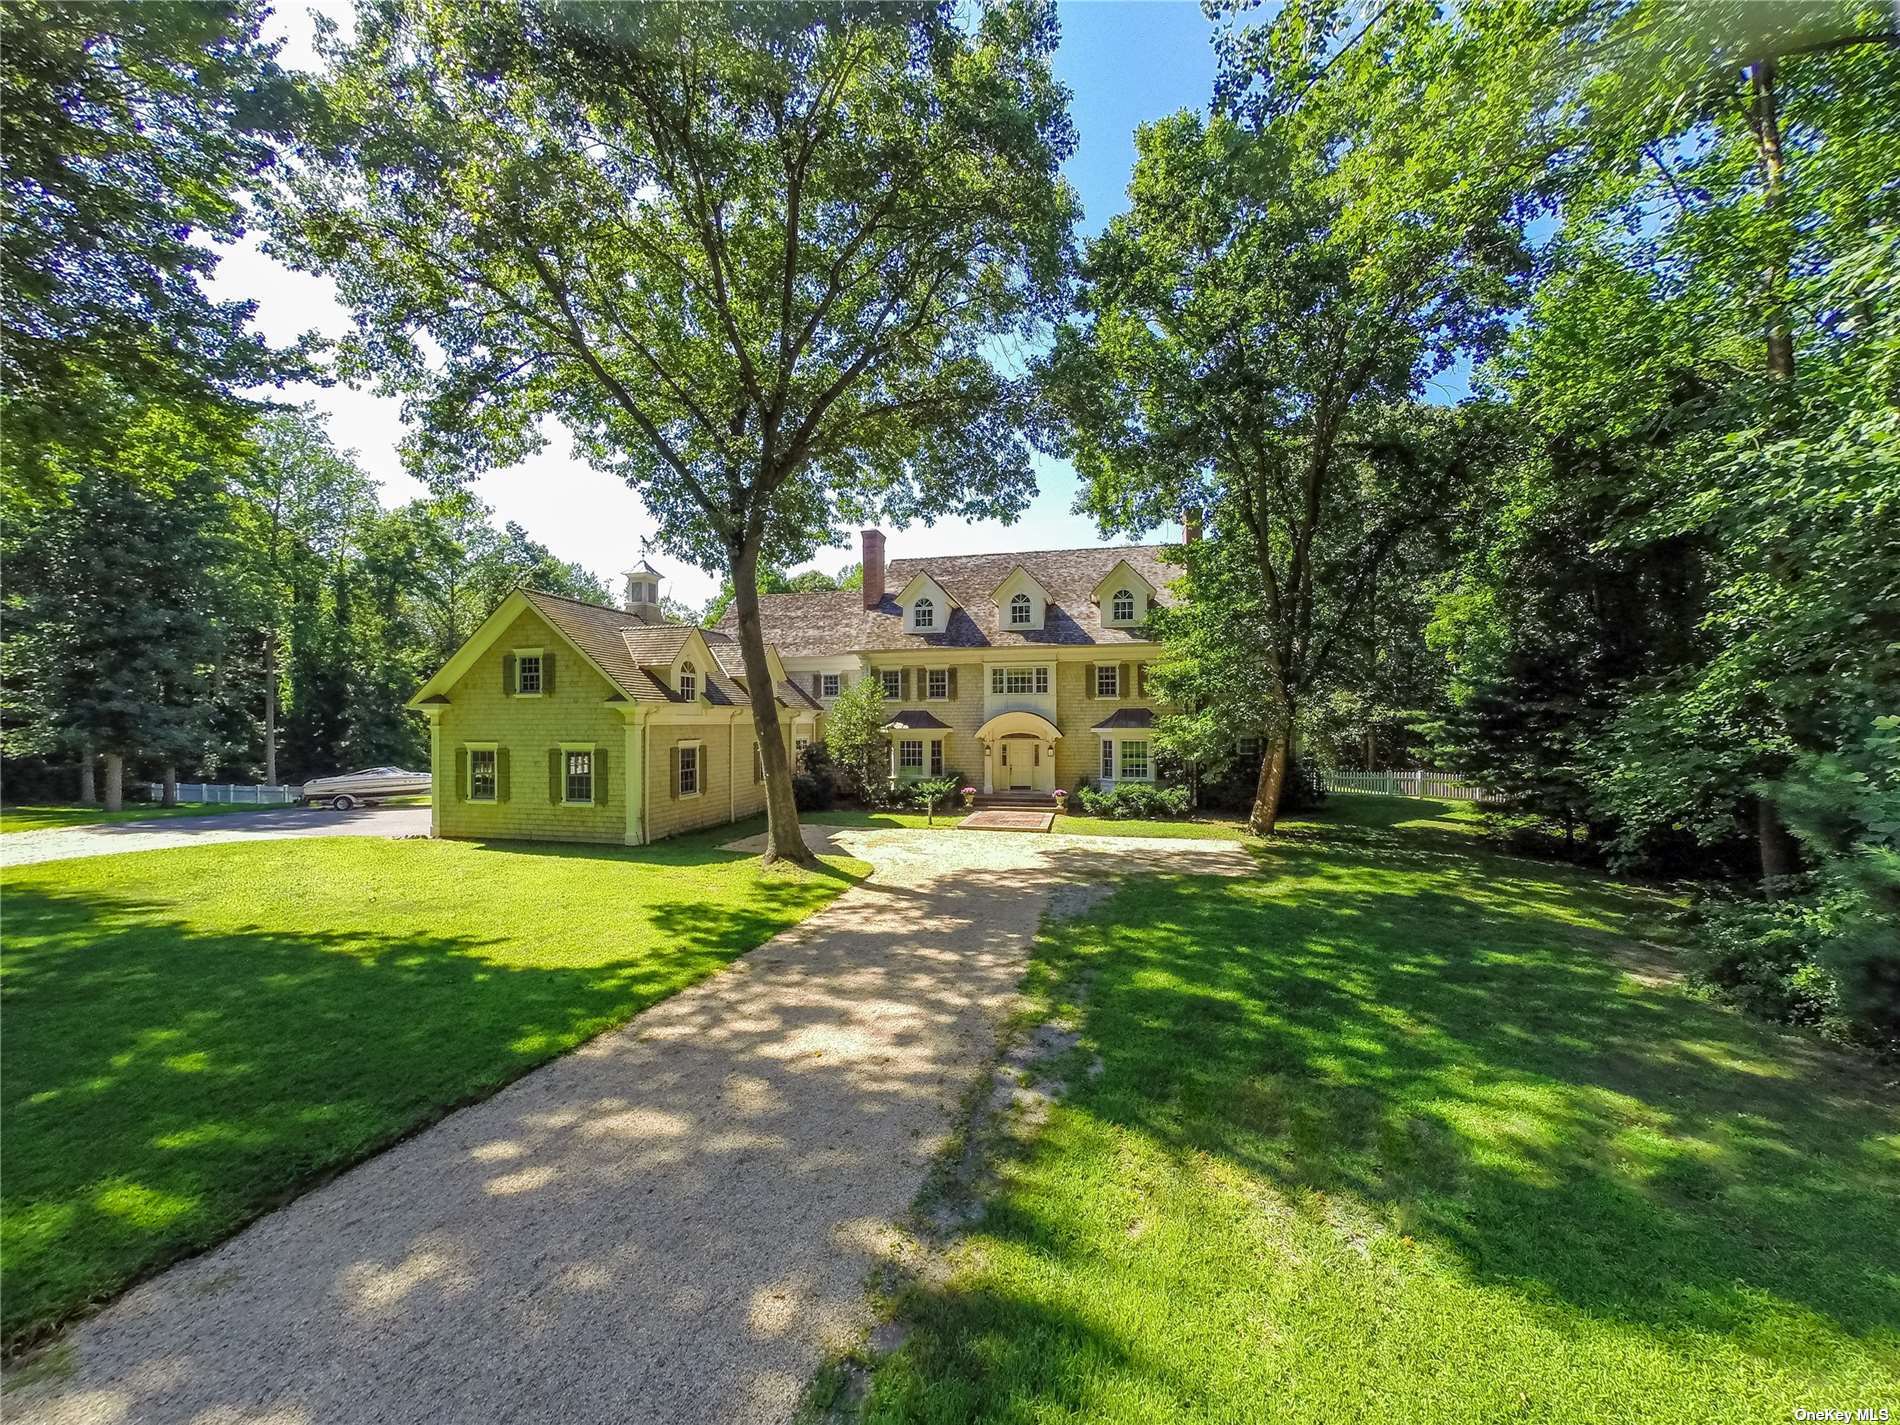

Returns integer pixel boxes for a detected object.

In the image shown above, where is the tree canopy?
[275,0,1079,861]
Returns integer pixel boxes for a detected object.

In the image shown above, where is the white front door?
[997,736,1054,792]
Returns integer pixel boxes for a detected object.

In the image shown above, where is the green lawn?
[0,802,279,835]
[860,796,1900,1423]
[0,830,865,1350]
[800,807,1257,841]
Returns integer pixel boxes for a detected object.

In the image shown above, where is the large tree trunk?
[1757,795,1800,892]
[162,764,178,808]
[78,740,96,804]
[1248,723,1293,837]
[730,538,815,866]
[263,629,279,787]
[102,751,124,813]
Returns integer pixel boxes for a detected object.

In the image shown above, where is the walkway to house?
[6,826,1254,1425]
[0,803,432,867]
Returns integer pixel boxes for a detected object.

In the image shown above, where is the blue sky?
[216,3,1232,608]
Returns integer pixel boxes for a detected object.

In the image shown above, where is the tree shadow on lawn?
[877,842,1900,1415]
[0,866,846,1351]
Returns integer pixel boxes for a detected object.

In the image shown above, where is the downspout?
[729,714,738,825]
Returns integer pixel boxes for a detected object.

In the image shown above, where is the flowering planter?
[960,787,977,809]
[1052,790,1069,814]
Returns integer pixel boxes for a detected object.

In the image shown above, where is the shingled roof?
[722,544,1177,656]
[522,590,788,708]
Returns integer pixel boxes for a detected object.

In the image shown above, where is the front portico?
[976,710,1062,793]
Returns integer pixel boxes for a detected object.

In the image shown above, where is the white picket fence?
[142,783,303,805]
[1321,769,1498,802]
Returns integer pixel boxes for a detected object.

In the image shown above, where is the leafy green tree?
[698,564,856,627]
[822,677,889,804]
[0,0,297,496]
[2,394,235,809]
[274,0,1077,862]
[227,406,379,784]
[1044,1,1533,833]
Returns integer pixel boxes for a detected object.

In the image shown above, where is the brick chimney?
[860,528,886,609]
[1183,509,1203,544]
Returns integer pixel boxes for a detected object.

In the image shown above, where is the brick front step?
[971,792,1061,810]
[957,809,1055,833]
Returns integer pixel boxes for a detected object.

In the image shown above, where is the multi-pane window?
[1112,589,1135,622]
[881,669,902,698]
[1100,740,1114,779]
[820,673,841,698]
[927,668,949,700]
[516,654,542,694]
[564,749,593,804]
[1120,741,1150,780]
[1009,593,1032,625]
[913,597,934,629]
[930,740,944,776]
[1096,664,1119,697]
[678,662,697,701]
[678,744,700,796]
[469,748,497,801]
[1237,736,1263,763]
[991,666,1049,695]
[899,739,924,770]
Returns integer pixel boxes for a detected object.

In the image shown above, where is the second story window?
[1096,664,1120,698]
[913,596,934,630]
[678,662,697,701]
[1009,592,1032,626]
[1111,588,1135,622]
[992,666,1049,695]
[927,668,949,700]
[516,653,542,695]
[820,672,841,698]
[881,669,902,698]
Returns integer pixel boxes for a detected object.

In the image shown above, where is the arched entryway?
[975,711,1062,794]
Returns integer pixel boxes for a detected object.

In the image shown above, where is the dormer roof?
[1090,558,1157,603]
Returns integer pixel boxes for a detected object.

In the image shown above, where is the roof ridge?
[523,586,637,619]
[887,541,1170,564]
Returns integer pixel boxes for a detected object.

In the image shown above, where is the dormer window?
[1112,589,1135,622]
[678,661,697,701]
[914,596,934,630]
[1009,593,1032,626]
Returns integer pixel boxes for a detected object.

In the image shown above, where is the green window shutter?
[542,652,556,695]
[1090,664,1102,698]
[501,654,515,696]
[594,746,609,805]
[900,668,910,701]
[547,748,561,805]
[670,746,681,799]
[811,672,822,695]
[1121,662,1133,700]
[496,747,511,803]
[456,745,469,801]
[947,667,958,700]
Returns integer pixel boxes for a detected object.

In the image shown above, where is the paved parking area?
[0,804,431,867]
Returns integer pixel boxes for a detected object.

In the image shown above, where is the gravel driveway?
[0,804,431,867]
[5,825,1254,1425]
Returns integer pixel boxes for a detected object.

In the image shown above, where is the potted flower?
[960,785,977,809]
[1052,788,1069,813]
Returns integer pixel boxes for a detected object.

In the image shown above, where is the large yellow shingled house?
[409,531,1176,846]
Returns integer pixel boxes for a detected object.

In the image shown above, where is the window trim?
[1096,664,1120,698]
[560,742,595,806]
[1008,591,1033,626]
[513,647,545,698]
[677,740,704,799]
[677,660,698,702]
[912,596,935,631]
[898,738,925,771]
[1110,588,1136,623]
[925,667,949,701]
[1118,738,1152,782]
[991,665,1050,696]
[880,668,903,699]
[466,742,499,803]
[819,672,841,699]
[1100,739,1114,780]
[930,738,944,776]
